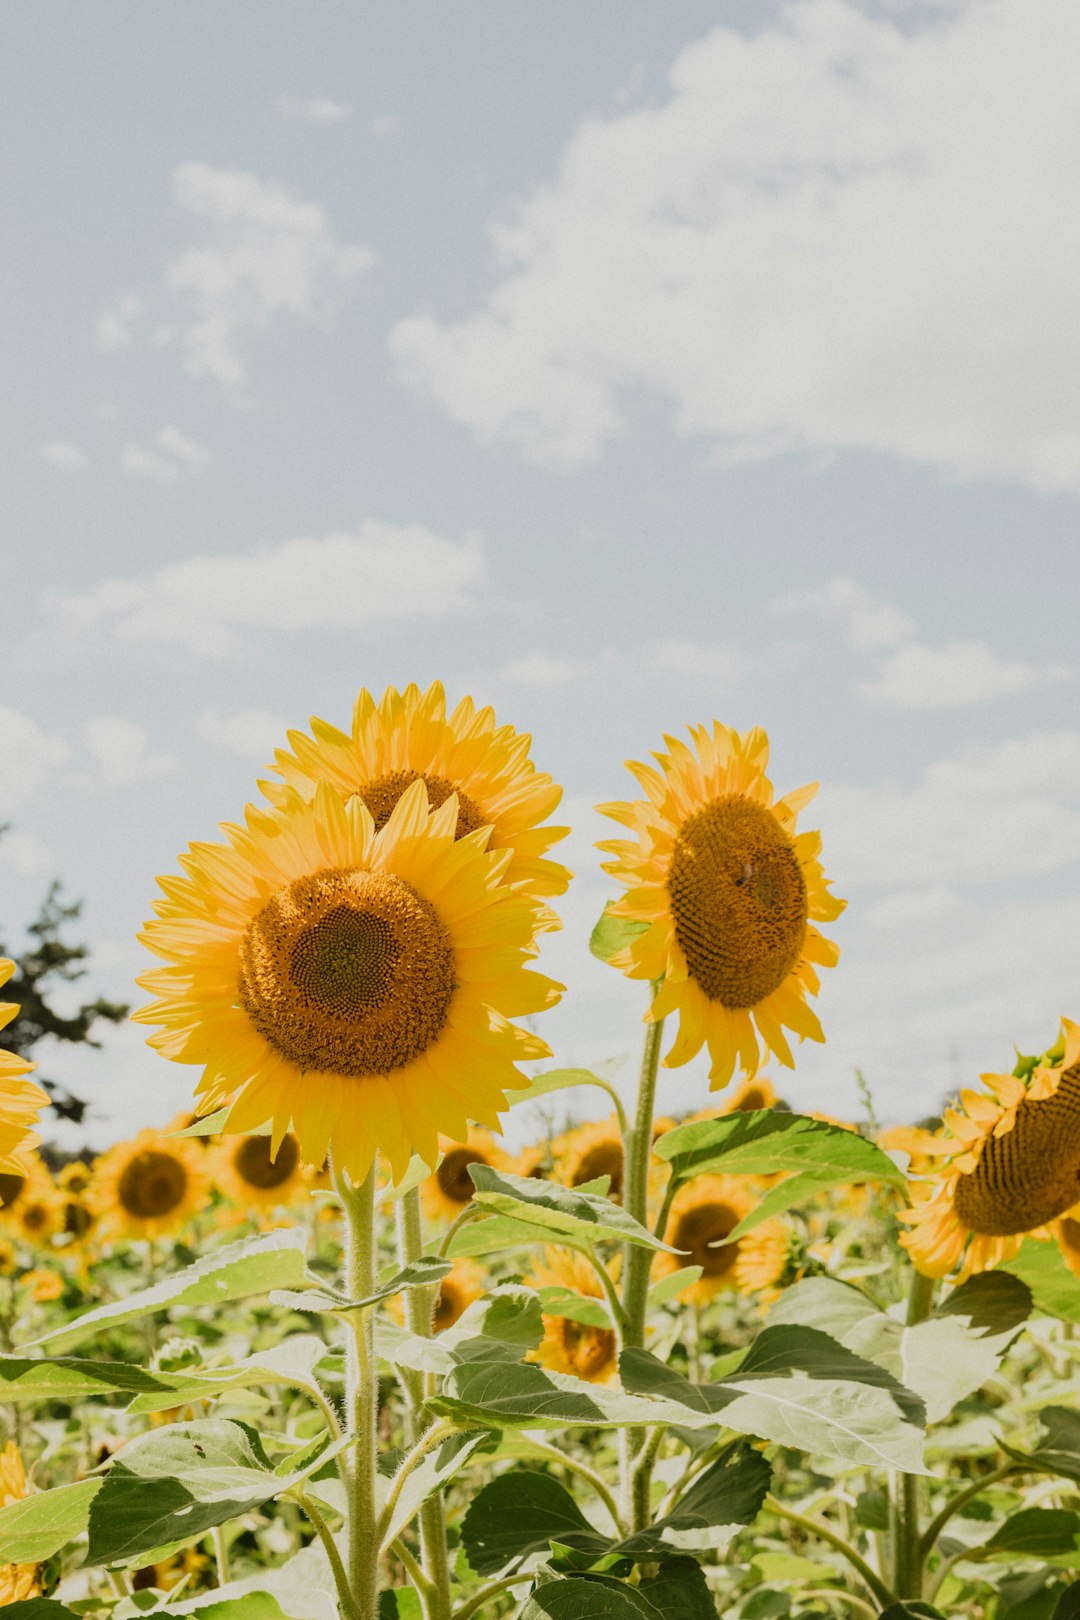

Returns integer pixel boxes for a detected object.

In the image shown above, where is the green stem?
[377,1421,459,1544]
[300,1487,361,1620]
[918,1463,1015,1564]
[765,1495,895,1611]
[518,1435,625,1532]
[451,1573,531,1620]
[796,1591,878,1619]
[392,1537,436,1598]
[212,1524,230,1586]
[338,1161,380,1620]
[396,1184,454,1620]
[890,1269,936,1599]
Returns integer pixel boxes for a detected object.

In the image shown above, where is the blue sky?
[4,0,1080,1150]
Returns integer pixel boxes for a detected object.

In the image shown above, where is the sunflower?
[268,681,571,905]
[0,960,49,1180]
[136,781,561,1184]
[390,1257,485,1332]
[212,1131,307,1209]
[898,1020,1080,1283]
[725,1075,778,1114]
[528,1248,618,1384]
[1054,1215,1080,1281]
[0,1157,63,1245]
[0,1442,40,1604]
[598,724,844,1087]
[552,1115,625,1202]
[656,1174,756,1303]
[421,1128,513,1221]
[734,1220,799,1303]
[90,1129,209,1242]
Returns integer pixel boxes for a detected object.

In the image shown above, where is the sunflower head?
[553,1115,625,1203]
[0,1441,40,1604]
[213,1131,307,1209]
[90,1129,209,1242]
[421,1128,512,1221]
[0,961,48,1179]
[528,1247,619,1384]
[656,1174,756,1303]
[598,724,843,1089]
[899,1018,1080,1282]
[268,682,571,904]
[734,1219,798,1303]
[136,779,561,1185]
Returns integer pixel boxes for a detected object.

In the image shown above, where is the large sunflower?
[898,1020,1080,1283]
[0,1442,40,1604]
[0,960,48,1182]
[598,724,844,1087]
[136,780,561,1183]
[90,1129,209,1242]
[655,1174,756,1303]
[267,682,570,905]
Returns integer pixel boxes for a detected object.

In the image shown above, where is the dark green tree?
[1,875,129,1124]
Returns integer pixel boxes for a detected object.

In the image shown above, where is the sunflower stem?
[889,1268,937,1598]
[337,1159,380,1620]
[395,1184,454,1620]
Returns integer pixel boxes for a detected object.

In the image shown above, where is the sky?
[4,0,1080,1153]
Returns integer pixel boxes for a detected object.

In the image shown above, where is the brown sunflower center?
[735,1086,771,1112]
[239,867,454,1077]
[953,1064,1080,1236]
[117,1150,189,1220]
[554,1316,617,1381]
[233,1132,300,1191]
[356,771,486,839]
[433,1279,469,1332]
[571,1141,624,1201]
[437,1146,489,1205]
[20,1202,49,1232]
[672,1201,742,1278]
[0,1173,25,1208]
[667,794,808,1009]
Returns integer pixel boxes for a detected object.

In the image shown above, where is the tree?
[1,876,129,1124]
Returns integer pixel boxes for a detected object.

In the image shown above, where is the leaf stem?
[520,1435,625,1533]
[765,1494,896,1610]
[377,1420,460,1544]
[918,1462,1016,1562]
[450,1573,532,1620]
[298,1485,361,1620]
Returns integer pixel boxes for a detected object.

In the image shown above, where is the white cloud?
[40,441,87,473]
[49,521,485,658]
[0,708,72,816]
[156,426,209,467]
[79,716,184,791]
[817,731,1080,891]
[279,95,351,124]
[500,652,592,690]
[391,0,1080,493]
[122,443,178,483]
[648,637,741,686]
[122,426,210,482]
[196,706,289,760]
[96,165,372,395]
[861,639,1072,708]
[773,576,914,652]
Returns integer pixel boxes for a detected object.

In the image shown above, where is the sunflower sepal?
[588,903,650,964]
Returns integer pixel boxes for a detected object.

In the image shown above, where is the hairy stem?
[338,1161,380,1620]
[889,1268,936,1599]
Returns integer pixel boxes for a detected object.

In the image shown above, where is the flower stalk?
[889,1267,937,1598]
[337,1160,380,1620]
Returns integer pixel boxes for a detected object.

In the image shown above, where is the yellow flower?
[734,1220,797,1303]
[389,1258,485,1332]
[0,1441,41,1604]
[212,1131,308,1210]
[0,1157,64,1245]
[90,1129,209,1242]
[598,724,844,1087]
[19,1267,63,1302]
[268,681,571,904]
[528,1248,618,1384]
[1054,1214,1080,1281]
[421,1128,512,1221]
[137,781,561,1184]
[656,1175,756,1303]
[552,1115,625,1202]
[899,1020,1080,1283]
[0,960,49,1180]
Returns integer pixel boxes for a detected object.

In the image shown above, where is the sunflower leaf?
[0,1353,190,1407]
[125,1334,332,1414]
[446,1211,566,1259]
[504,1063,625,1111]
[426,1354,693,1431]
[647,1267,704,1309]
[979,1507,1080,1563]
[654,1111,905,1198]
[536,1287,612,1329]
[1002,1407,1080,1485]
[521,1573,665,1620]
[1001,1240,1080,1325]
[21,1229,311,1354]
[380,1430,492,1548]
[0,1477,103,1562]
[468,1165,674,1251]
[589,905,650,963]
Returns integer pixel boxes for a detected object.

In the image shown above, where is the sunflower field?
[3,683,1080,1620]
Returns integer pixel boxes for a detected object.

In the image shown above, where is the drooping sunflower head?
[0,1440,40,1605]
[553,1115,626,1203]
[212,1131,307,1210]
[136,780,562,1185]
[656,1174,756,1303]
[528,1247,619,1384]
[0,960,49,1179]
[421,1128,513,1220]
[90,1129,209,1242]
[267,681,571,905]
[899,1019,1080,1282]
[598,724,844,1088]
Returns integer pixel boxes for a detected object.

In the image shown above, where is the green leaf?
[427,1356,690,1432]
[86,1419,348,1567]
[1053,1586,1080,1620]
[902,1272,1032,1422]
[1004,1407,1080,1485]
[982,1509,1080,1563]
[620,1328,928,1472]
[877,1606,947,1619]
[1002,1241,1080,1324]
[381,1284,544,1377]
[381,1431,491,1547]
[379,1591,425,1620]
[504,1063,624,1111]
[589,906,649,964]
[0,1477,103,1561]
[645,1439,770,1551]
[536,1287,612,1329]
[522,1573,663,1619]
[646,1267,704,1309]
[654,1111,905,1232]
[166,1542,338,1620]
[0,1354,186,1406]
[639,1558,717,1620]
[766,1278,902,1376]
[22,1230,311,1353]
[461,1473,596,1576]
[469,1164,673,1251]
[172,1108,256,1139]
[0,1606,86,1620]
[125,1334,331,1415]
[383,1153,435,1202]
[447,1211,564,1259]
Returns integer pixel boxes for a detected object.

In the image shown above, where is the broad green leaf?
[1004,1407,1080,1485]
[752,1551,835,1584]
[902,1272,1032,1422]
[982,1508,1080,1563]
[643,1439,771,1552]
[383,1153,436,1202]
[379,1591,424,1620]
[767,1278,902,1376]
[639,1558,717,1620]
[133,1600,287,1620]
[620,1330,928,1473]
[447,1211,564,1259]
[381,1285,544,1377]
[1002,1241,1080,1325]
[126,1334,330,1415]
[647,1267,703,1309]
[469,1165,673,1251]
[0,1477,102,1561]
[536,1287,612,1329]
[23,1229,310,1353]
[381,1431,491,1547]
[427,1355,690,1432]
[1054,1585,1080,1620]
[173,1108,261,1139]
[0,1354,185,1406]
[86,1419,348,1567]
[0,1606,85,1620]
[522,1572,663,1619]
[461,1472,595,1576]
[504,1063,624,1111]
[167,1542,339,1620]
[654,1111,905,1221]
[270,1257,451,1317]
[589,905,649,964]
